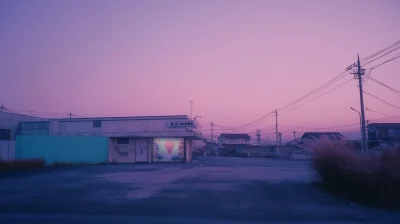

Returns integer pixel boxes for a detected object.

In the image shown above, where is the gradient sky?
[1,0,399,141]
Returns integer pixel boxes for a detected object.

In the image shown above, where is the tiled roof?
[301,132,344,141]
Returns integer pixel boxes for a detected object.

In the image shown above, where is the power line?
[368,76,400,95]
[277,71,348,112]
[212,113,275,131]
[362,68,373,84]
[367,53,400,70]
[361,40,400,62]
[280,123,359,130]
[368,116,400,122]
[361,45,400,67]
[366,108,399,117]
[363,91,400,110]
[283,77,353,113]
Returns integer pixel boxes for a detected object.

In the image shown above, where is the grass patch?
[311,140,400,208]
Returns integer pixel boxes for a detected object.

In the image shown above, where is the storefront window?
[153,138,184,162]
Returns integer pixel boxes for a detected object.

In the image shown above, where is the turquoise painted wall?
[15,136,108,165]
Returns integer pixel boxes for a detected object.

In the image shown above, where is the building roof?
[368,123,400,129]
[50,115,191,122]
[219,133,251,139]
[301,132,344,141]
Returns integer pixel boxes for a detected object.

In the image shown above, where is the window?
[0,129,11,140]
[93,120,102,128]
[117,138,129,144]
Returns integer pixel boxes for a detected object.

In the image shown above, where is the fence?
[15,136,109,165]
[0,140,15,161]
[291,152,313,160]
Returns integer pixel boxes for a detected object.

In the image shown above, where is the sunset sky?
[1,0,399,141]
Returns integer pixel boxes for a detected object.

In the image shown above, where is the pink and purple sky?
[1,0,399,141]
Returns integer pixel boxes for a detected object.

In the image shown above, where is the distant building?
[205,141,219,155]
[0,112,46,161]
[285,132,345,150]
[301,132,344,141]
[368,123,400,147]
[218,133,251,148]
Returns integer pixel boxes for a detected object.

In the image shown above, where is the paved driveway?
[0,156,399,223]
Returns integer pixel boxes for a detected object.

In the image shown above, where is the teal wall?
[15,136,108,165]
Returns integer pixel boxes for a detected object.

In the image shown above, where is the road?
[0,156,399,223]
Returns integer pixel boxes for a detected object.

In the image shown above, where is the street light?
[194,116,201,120]
[350,107,363,153]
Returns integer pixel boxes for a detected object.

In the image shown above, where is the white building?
[218,133,251,148]
[0,112,46,160]
[18,115,203,163]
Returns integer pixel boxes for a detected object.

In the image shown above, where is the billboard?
[153,138,184,162]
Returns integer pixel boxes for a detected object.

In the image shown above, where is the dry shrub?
[311,139,400,208]
[0,159,46,172]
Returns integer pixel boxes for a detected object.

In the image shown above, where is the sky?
[1,0,399,141]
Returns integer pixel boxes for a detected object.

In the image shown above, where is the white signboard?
[167,121,194,128]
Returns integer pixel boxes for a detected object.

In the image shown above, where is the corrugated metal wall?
[15,136,108,165]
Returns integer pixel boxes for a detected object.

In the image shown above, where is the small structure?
[218,133,251,148]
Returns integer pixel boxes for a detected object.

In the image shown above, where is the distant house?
[285,132,345,150]
[368,123,400,147]
[301,132,344,141]
[218,133,251,148]
[205,141,219,155]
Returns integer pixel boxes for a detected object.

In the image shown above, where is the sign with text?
[167,121,194,128]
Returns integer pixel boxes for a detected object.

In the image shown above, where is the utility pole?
[68,112,73,119]
[293,131,297,140]
[351,55,368,153]
[189,101,193,118]
[0,104,4,112]
[274,110,279,153]
[256,129,261,145]
[279,132,282,145]
[210,122,214,143]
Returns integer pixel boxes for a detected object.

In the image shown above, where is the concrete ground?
[0,156,399,223]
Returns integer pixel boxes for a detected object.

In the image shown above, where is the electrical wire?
[283,77,353,113]
[363,91,400,110]
[361,40,400,62]
[362,69,373,84]
[366,108,399,117]
[280,123,359,130]
[361,45,400,67]
[277,71,348,112]
[212,112,275,131]
[368,76,400,95]
[367,53,400,70]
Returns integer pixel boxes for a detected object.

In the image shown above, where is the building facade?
[0,112,46,160]
[368,123,400,147]
[18,115,203,163]
[218,133,251,148]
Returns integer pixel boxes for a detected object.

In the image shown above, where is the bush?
[0,159,46,172]
[311,140,400,208]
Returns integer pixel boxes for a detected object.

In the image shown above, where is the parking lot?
[0,156,399,223]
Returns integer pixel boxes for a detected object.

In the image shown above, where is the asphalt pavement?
[0,156,399,223]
